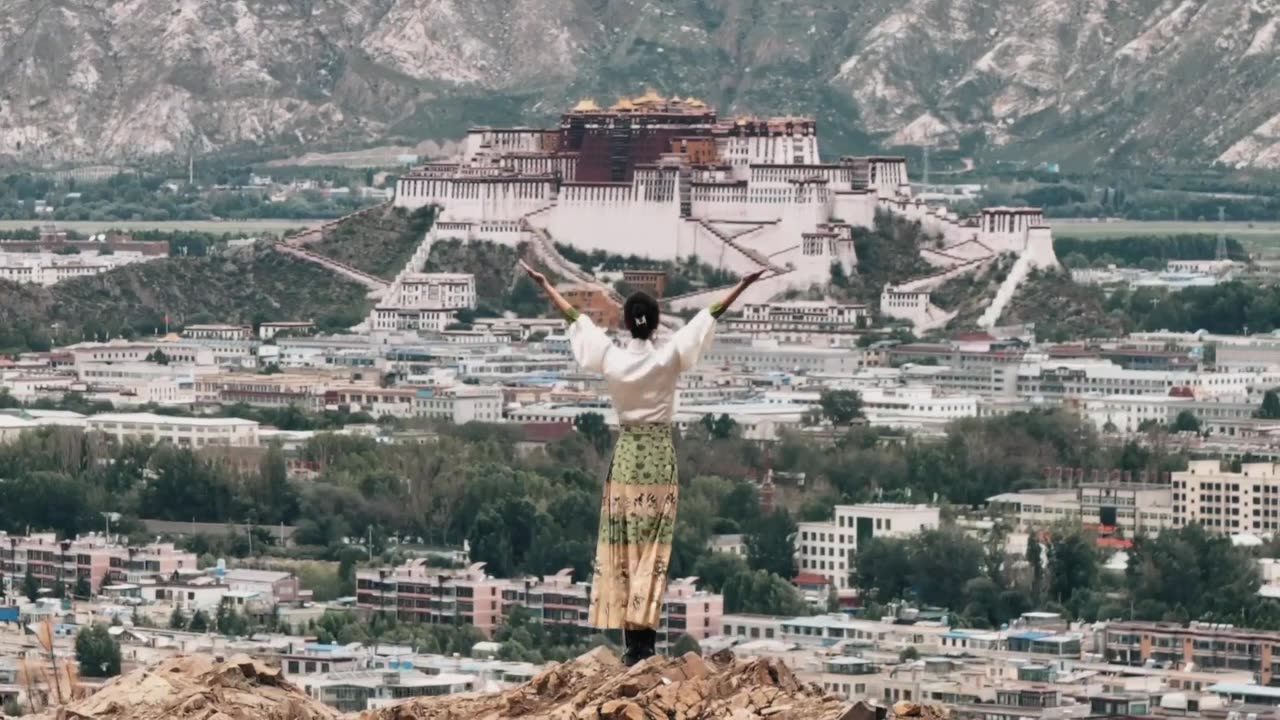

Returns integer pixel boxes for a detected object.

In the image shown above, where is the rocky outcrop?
[35,655,340,720]
[365,647,856,720]
[4,0,1280,167]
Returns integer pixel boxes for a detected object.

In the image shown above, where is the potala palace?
[388,91,1059,331]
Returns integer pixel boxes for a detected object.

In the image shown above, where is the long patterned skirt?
[588,423,678,630]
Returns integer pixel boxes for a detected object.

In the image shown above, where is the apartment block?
[359,562,722,641]
[1172,460,1280,534]
[795,504,940,592]
[356,561,508,636]
[1103,620,1280,684]
[86,412,260,447]
[0,533,197,595]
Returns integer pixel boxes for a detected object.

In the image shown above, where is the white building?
[729,300,870,334]
[86,413,260,447]
[371,273,477,333]
[795,504,940,592]
[0,250,161,286]
[1172,460,1280,534]
[390,98,1058,332]
[413,386,505,424]
[858,386,979,430]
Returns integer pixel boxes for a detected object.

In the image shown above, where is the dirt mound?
[40,655,340,720]
[362,647,857,720]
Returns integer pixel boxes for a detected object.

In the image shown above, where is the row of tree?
[854,521,1280,630]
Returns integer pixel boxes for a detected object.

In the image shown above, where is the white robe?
[566,309,718,424]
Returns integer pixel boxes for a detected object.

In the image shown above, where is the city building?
[1103,620,1280,683]
[727,300,870,335]
[1172,460,1280,534]
[184,324,255,341]
[392,97,1059,333]
[356,562,509,636]
[259,321,316,340]
[371,273,478,333]
[557,284,621,329]
[412,386,505,424]
[0,533,197,595]
[621,269,667,298]
[795,504,941,592]
[86,412,260,447]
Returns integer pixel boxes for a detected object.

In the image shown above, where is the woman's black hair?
[624,291,660,340]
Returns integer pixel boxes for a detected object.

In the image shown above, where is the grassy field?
[0,219,321,235]
[1053,220,1280,251]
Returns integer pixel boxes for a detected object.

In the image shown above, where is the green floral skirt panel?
[588,423,678,630]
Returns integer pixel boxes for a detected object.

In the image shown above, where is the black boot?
[623,628,657,666]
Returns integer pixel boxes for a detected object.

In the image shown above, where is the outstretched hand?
[519,259,549,288]
[742,268,767,285]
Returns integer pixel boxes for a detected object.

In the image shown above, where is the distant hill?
[0,247,370,352]
[6,1,1280,168]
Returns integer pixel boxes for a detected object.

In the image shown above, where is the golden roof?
[611,97,637,111]
[685,97,707,108]
[572,98,601,112]
[633,87,666,105]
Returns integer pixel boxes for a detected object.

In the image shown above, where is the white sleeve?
[566,314,611,373]
[669,308,718,372]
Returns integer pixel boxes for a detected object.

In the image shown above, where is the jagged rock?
[38,655,339,720]
[363,648,852,720]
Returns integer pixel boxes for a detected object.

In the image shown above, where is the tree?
[1047,528,1098,603]
[75,624,122,678]
[855,537,913,601]
[255,443,298,523]
[168,608,187,630]
[691,553,749,593]
[745,509,798,579]
[337,546,364,597]
[574,412,612,454]
[722,570,809,616]
[819,390,863,426]
[1026,533,1044,600]
[909,527,984,607]
[898,646,920,662]
[23,568,39,602]
[672,634,702,657]
[73,576,91,600]
[700,414,738,440]
[188,610,210,632]
[1173,410,1201,433]
[1258,390,1280,419]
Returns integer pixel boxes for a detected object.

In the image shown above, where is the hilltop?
[34,648,862,720]
[5,1,1280,168]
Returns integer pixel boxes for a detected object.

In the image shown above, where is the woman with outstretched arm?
[519,259,765,665]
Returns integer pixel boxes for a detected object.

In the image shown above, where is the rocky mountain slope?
[4,0,1280,168]
[0,245,370,349]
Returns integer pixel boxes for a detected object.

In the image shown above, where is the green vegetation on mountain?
[995,267,1124,342]
[308,204,434,279]
[931,254,1013,314]
[1056,235,1248,269]
[423,238,556,318]
[0,247,370,352]
[553,243,739,297]
[828,211,937,306]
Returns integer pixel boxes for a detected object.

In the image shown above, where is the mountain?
[4,0,1280,168]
